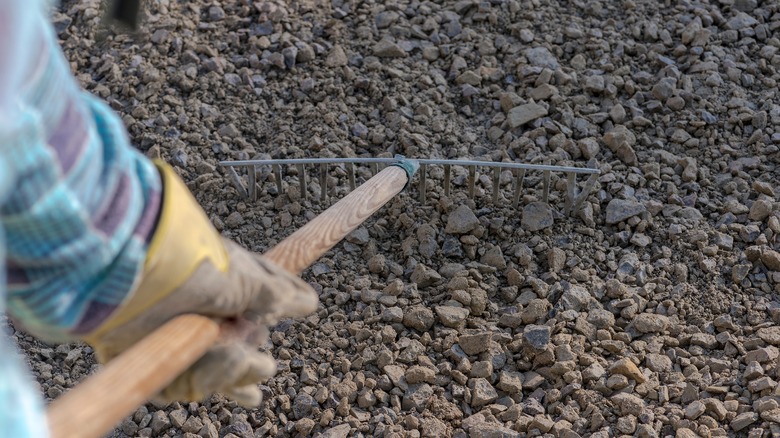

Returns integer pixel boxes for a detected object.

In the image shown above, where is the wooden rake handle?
[47,165,411,438]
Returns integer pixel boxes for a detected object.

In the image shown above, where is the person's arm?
[1,2,318,436]
[1,1,53,436]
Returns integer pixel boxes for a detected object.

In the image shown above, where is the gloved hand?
[81,161,318,406]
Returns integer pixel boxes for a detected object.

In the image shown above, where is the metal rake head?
[220,155,599,217]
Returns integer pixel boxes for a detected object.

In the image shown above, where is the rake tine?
[468,165,476,199]
[443,164,451,197]
[320,162,327,203]
[347,162,356,191]
[371,162,378,176]
[564,172,576,215]
[512,168,525,209]
[492,167,500,204]
[227,166,248,200]
[419,163,427,204]
[298,163,306,201]
[247,165,257,201]
[570,171,598,214]
[542,161,551,204]
[274,164,283,196]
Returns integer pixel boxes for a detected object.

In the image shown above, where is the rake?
[221,155,600,217]
[47,156,599,438]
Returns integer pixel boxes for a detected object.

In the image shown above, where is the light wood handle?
[47,165,410,438]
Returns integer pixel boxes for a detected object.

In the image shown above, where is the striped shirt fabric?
[1,1,162,436]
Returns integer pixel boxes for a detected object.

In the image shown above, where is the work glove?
[81,161,318,406]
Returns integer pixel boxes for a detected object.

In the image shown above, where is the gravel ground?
[5,0,780,436]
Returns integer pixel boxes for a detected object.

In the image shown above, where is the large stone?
[730,412,758,431]
[435,306,469,328]
[325,45,348,67]
[373,39,406,58]
[761,249,780,271]
[459,332,492,356]
[559,285,592,311]
[523,325,551,350]
[507,103,548,128]
[522,201,554,231]
[403,307,435,332]
[524,47,560,69]
[603,125,638,165]
[445,204,480,234]
[611,393,645,416]
[610,358,647,383]
[644,353,673,373]
[758,326,780,346]
[319,423,351,438]
[410,263,442,287]
[481,245,507,269]
[469,378,498,407]
[606,199,646,224]
[631,313,670,334]
[496,371,524,394]
[405,366,436,384]
[402,383,433,412]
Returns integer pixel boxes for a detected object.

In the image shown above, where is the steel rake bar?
[220,156,600,215]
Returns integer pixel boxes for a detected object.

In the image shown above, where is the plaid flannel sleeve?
[1,1,162,436]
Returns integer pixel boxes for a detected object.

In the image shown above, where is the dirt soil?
[6,0,780,436]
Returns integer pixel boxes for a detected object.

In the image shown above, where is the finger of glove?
[159,344,249,403]
[243,254,319,324]
[231,349,277,387]
[188,344,276,402]
[222,385,263,408]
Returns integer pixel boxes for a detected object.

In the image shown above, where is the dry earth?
[5,0,780,437]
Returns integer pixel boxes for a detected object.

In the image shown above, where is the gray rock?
[631,313,670,333]
[727,12,758,30]
[207,5,225,21]
[606,199,646,224]
[507,103,548,128]
[582,362,606,381]
[644,353,672,373]
[402,383,433,412]
[410,263,442,287]
[445,204,480,234]
[761,250,780,271]
[587,308,615,329]
[730,412,758,431]
[496,370,524,394]
[758,326,780,346]
[435,306,469,328]
[734,0,758,11]
[469,378,498,407]
[325,45,348,67]
[403,307,435,331]
[373,40,406,58]
[690,333,718,349]
[293,392,315,419]
[603,125,638,165]
[318,423,351,438]
[149,411,171,435]
[470,423,521,438]
[375,11,399,28]
[559,285,592,311]
[523,324,551,350]
[525,47,560,69]
[611,393,645,416]
[459,332,492,356]
[522,201,554,231]
[405,366,435,384]
[480,245,507,269]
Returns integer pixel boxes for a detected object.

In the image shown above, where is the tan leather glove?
[81,161,318,407]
